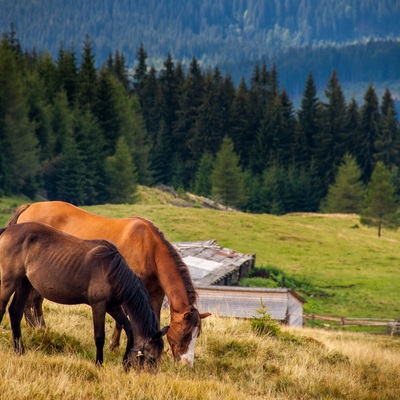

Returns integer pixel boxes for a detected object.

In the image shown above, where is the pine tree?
[55,131,86,205]
[358,83,380,182]
[260,164,286,215]
[151,120,172,185]
[361,161,398,237]
[211,136,246,208]
[317,70,347,186]
[93,66,120,156]
[193,152,214,197]
[105,136,138,204]
[280,89,297,166]
[374,89,400,170]
[132,43,148,97]
[230,77,252,169]
[73,108,107,204]
[344,97,360,159]
[140,66,162,145]
[297,71,321,167]
[0,38,40,196]
[57,45,78,106]
[78,35,97,111]
[25,69,53,163]
[173,56,204,188]
[113,49,130,92]
[322,153,365,214]
[113,81,151,185]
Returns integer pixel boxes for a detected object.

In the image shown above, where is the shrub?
[250,299,281,337]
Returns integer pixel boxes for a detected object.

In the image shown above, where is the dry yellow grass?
[0,301,399,399]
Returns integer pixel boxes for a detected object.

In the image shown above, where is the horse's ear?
[200,312,211,319]
[150,326,169,342]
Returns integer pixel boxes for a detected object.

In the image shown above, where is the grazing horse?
[0,222,168,370]
[7,201,211,367]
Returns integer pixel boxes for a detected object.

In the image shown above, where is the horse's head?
[130,326,169,369]
[167,306,211,367]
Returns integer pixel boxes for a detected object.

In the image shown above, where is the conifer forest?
[0,28,399,215]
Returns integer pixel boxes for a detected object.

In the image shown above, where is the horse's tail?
[6,203,31,226]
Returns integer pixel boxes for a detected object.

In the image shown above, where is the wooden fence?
[304,313,400,335]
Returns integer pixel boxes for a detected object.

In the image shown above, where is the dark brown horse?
[7,201,210,367]
[0,222,168,370]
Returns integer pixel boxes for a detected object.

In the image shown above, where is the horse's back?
[0,222,117,304]
[12,201,158,274]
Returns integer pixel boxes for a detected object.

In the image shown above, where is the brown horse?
[0,222,168,370]
[7,201,211,367]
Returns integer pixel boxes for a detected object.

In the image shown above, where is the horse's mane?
[96,242,160,337]
[135,217,198,305]
[6,204,31,226]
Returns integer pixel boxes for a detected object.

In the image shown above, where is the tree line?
[0,29,399,227]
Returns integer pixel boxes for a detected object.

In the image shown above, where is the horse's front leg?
[107,305,134,371]
[91,302,106,366]
[9,279,33,355]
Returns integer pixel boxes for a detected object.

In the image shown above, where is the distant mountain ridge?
[1,0,400,104]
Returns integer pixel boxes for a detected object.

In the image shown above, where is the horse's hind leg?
[24,290,46,328]
[107,306,133,371]
[0,275,23,324]
[109,322,122,351]
[9,278,33,355]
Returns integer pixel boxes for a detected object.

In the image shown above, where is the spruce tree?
[173,56,204,188]
[297,71,321,167]
[55,131,86,205]
[374,89,400,170]
[0,39,40,196]
[361,161,398,237]
[105,136,138,204]
[322,153,365,214]
[358,83,380,182]
[78,35,97,111]
[317,70,347,186]
[140,66,162,145]
[211,136,246,208]
[193,152,214,197]
[132,43,148,97]
[57,45,78,106]
[113,81,152,186]
[230,77,252,169]
[73,108,106,204]
[93,66,120,156]
[344,97,360,159]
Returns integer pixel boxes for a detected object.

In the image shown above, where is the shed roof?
[173,240,255,286]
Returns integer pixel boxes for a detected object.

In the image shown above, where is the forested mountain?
[1,29,399,218]
[1,0,400,100]
[1,2,400,217]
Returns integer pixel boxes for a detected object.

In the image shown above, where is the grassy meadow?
[1,190,400,398]
[0,302,399,399]
[1,189,400,319]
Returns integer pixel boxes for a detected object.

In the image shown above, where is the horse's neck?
[154,248,194,313]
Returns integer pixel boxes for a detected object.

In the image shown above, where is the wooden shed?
[172,240,306,327]
[196,285,305,327]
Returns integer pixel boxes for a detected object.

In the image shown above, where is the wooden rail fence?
[304,313,400,335]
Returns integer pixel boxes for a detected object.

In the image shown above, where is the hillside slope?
[1,188,399,320]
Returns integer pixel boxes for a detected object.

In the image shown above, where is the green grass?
[1,189,400,320]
